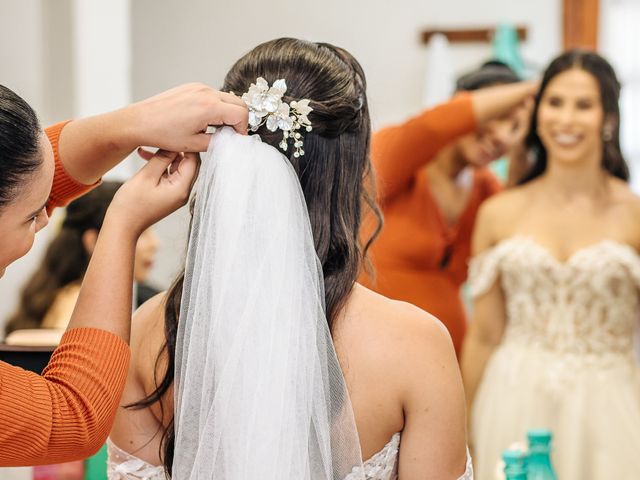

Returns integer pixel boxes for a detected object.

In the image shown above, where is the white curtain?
[600,0,640,361]
[600,0,640,192]
[422,33,454,108]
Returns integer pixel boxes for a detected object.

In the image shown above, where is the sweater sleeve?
[45,121,100,215]
[0,328,130,467]
[371,94,477,203]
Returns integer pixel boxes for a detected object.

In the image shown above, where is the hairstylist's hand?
[128,83,248,152]
[109,150,199,237]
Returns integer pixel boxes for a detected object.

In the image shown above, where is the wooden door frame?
[564,0,600,49]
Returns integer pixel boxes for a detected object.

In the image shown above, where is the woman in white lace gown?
[108,38,472,479]
[461,50,640,480]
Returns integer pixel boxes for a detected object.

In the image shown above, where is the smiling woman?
[462,50,640,480]
[522,49,628,183]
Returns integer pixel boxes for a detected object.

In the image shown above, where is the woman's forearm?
[56,109,137,185]
[471,81,538,126]
[55,84,248,186]
[66,211,137,342]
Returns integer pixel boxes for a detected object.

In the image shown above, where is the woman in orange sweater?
[361,65,537,356]
[0,83,247,466]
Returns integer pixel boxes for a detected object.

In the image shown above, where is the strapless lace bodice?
[470,236,640,480]
[107,439,165,479]
[469,236,640,357]
[344,434,473,480]
[108,434,473,479]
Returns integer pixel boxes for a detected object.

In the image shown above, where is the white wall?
[131,0,561,127]
[0,0,562,330]
[0,1,59,331]
[131,0,562,288]
[0,0,135,330]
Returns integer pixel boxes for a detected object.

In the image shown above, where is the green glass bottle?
[527,429,558,480]
[502,448,528,480]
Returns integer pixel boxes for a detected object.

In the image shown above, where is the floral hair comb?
[241,77,313,158]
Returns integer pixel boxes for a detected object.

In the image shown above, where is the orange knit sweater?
[360,96,502,356]
[0,122,130,466]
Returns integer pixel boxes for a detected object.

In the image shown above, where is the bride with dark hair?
[109,38,472,480]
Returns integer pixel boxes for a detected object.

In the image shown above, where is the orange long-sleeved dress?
[0,121,130,466]
[360,96,501,356]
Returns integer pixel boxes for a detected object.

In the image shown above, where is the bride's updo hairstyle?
[128,38,382,474]
[222,38,381,324]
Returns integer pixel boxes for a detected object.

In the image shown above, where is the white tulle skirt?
[471,342,640,480]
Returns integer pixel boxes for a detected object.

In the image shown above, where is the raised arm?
[470,81,537,128]
[372,81,537,202]
[55,84,247,185]
[0,151,198,467]
[371,95,475,203]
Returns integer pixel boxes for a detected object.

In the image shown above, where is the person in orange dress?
[361,63,537,356]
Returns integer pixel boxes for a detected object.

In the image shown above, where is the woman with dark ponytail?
[5,181,160,344]
[462,50,640,479]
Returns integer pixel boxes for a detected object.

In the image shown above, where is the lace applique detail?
[344,434,473,480]
[345,433,400,480]
[459,449,474,480]
[468,243,509,298]
[469,236,640,357]
[108,433,474,480]
[106,439,165,480]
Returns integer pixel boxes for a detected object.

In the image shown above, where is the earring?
[602,126,614,142]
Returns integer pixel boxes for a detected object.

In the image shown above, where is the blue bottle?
[527,429,558,480]
[502,448,528,480]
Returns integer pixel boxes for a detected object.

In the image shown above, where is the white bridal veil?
[173,128,364,479]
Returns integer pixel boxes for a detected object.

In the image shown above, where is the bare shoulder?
[341,285,457,380]
[130,292,169,379]
[131,293,167,345]
[473,183,532,253]
[608,177,640,248]
[342,285,466,474]
[609,177,640,209]
[478,182,531,225]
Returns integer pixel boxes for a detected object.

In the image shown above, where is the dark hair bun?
[456,60,520,91]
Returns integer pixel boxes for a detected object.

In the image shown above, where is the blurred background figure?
[359,63,535,356]
[4,181,159,346]
[462,50,640,480]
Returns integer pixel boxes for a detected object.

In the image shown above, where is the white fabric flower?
[241,77,313,157]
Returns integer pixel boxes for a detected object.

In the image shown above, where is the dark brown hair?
[5,182,122,335]
[455,60,520,92]
[0,84,42,209]
[521,49,629,183]
[128,38,382,475]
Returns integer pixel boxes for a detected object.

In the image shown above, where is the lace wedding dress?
[469,236,640,480]
[107,433,474,480]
